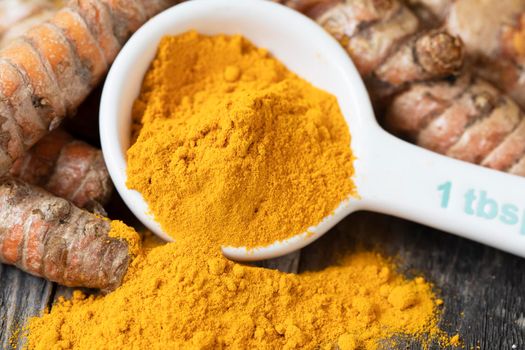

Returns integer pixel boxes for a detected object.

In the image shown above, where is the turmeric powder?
[126,31,356,248]
[27,239,448,350]
[108,220,141,258]
[26,32,453,349]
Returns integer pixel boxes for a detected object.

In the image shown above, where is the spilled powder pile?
[25,33,452,349]
[126,31,356,248]
[27,239,446,350]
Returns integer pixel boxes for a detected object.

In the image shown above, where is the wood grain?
[254,251,301,273]
[0,265,53,350]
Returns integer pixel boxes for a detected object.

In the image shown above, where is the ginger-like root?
[316,0,420,76]
[0,0,65,49]
[446,0,525,108]
[0,0,180,177]
[0,177,130,291]
[277,0,463,103]
[10,128,112,210]
[402,0,452,23]
[404,0,525,108]
[373,29,462,93]
[385,73,525,176]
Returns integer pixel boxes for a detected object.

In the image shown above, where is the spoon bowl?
[101,0,525,260]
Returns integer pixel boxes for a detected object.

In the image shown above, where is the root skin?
[0,177,128,291]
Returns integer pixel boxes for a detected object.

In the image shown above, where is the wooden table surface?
[2,208,525,349]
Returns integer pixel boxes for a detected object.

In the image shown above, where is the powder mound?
[27,243,446,350]
[126,31,356,248]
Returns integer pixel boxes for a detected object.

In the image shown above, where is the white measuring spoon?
[100,0,525,261]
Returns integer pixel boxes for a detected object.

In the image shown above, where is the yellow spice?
[108,220,141,257]
[27,242,445,350]
[126,31,356,248]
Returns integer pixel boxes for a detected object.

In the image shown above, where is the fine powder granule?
[25,32,454,349]
[126,31,356,248]
[27,239,447,350]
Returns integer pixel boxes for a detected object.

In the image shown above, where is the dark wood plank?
[52,286,74,305]
[0,265,53,350]
[254,251,301,273]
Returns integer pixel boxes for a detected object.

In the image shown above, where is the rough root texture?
[0,177,129,291]
[0,0,180,177]
[10,128,112,210]
[385,73,525,176]
[413,0,525,108]
[277,0,463,91]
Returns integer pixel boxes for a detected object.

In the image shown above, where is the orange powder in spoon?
[127,31,356,249]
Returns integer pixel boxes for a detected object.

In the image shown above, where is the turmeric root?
[10,128,112,210]
[0,0,179,177]
[0,177,131,291]
[380,0,525,175]
[385,73,525,176]
[280,0,525,177]
[277,0,463,93]
[402,0,451,24]
[404,0,525,108]
[0,3,113,210]
[446,0,525,108]
[0,0,64,48]
[373,29,463,90]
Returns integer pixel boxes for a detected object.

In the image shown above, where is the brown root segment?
[0,177,129,291]
[406,0,525,108]
[375,29,463,86]
[385,73,525,176]
[0,0,65,49]
[277,0,462,86]
[313,0,419,76]
[10,128,112,209]
[0,0,179,177]
[445,0,525,108]
[275,0,340,16]
[402,0,452,22]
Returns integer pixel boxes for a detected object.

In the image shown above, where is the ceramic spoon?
[100,0,525,261]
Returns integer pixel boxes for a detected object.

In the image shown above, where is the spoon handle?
[358,128,525,258]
